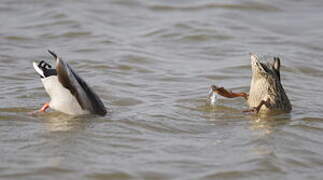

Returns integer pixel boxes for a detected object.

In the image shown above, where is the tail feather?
[33,62,45,78]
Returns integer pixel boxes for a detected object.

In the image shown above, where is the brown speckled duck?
[209,53,292,114]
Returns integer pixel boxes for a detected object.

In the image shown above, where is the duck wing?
[48,50,107,116]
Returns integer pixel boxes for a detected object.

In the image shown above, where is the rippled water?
[1,0,323,179]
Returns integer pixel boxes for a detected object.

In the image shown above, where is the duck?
[209,53,292,114]
[32,50,107,116]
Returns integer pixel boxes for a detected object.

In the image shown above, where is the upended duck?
[209,53,292,114]
[32,50,107,116]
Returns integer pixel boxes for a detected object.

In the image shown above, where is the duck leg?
[29,103,49,115]
[244,98,271,113]
[39,103,49,112]
[210,85,248,100]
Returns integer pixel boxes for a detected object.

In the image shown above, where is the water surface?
[1,0,323,179]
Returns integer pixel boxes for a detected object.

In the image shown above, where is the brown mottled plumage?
[210,54,292,114]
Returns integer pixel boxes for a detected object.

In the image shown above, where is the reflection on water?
[38,112,92,132]
[248,114,291,135]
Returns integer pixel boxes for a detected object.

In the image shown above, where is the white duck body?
[33,50,107,116]
[41,76,89,115]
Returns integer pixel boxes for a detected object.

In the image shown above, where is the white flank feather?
[41,76,89,115]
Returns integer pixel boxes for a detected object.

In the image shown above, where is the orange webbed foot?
[28,103,49,115]
[211,85,248,99]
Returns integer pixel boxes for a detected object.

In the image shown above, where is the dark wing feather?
[56,57,107,116]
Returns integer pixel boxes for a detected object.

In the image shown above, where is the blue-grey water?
[1,0,323,179]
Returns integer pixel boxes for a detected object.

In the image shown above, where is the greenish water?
[1,0,323,179]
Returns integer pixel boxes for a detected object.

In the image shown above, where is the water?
[1,0,323,179]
